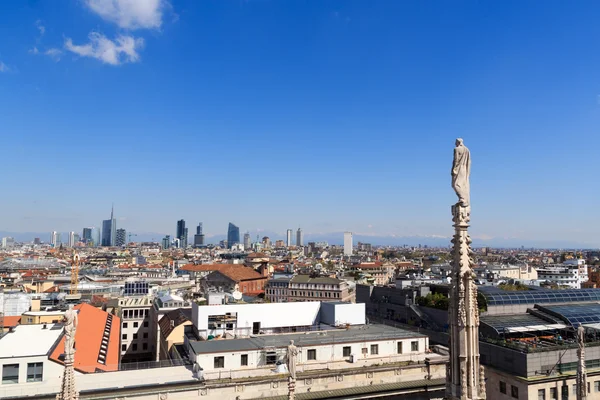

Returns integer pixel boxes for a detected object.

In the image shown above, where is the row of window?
[501,380,600,399]
[288,291,342,298]
[2,363,42,384]
[121,342,149,352]
[122,332,148,341]
[122,308,149,319]
[122,321,149,329]
[211,341,420,369]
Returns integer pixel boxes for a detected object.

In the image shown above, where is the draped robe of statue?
[287,340,298,380]
[452,138,471,208]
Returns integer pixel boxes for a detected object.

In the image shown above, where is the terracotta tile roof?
[49,304,120,373]
[180,263,236,272]
[216,266,264,282]
[2,316,20,328]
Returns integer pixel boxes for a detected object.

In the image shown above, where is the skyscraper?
[343,232,353,256]
[161,235,171,250]
[91,227,101,247]
[1,237,15,248]
[286,229,292,247]
[116,229,127,246]
[227,223,240,249]
[243,232,251,250]
[194,222,205,247]
[82,228,92,244]
[68,232,76,247]
[51,231,61,248]
[296,228,303,247]
[176,219,188,248]
[102,205,116,246]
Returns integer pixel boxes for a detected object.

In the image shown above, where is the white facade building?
[1,237,14,249]
[119,296,154,362]
[286,229,292,247]
[344,231,353,256]
[296,228,303,247]
[68,231,76,247]
[50,231,61,248]
[536,265,584,289]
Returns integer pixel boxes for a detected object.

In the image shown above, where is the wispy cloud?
[45,48,62,62]
[64,32,144,66]
[0,62,9,73]
[84,0,169,30]
[35,20,46,36]
[29,47,40,55]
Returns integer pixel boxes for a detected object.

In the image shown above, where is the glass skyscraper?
[227,223,240,249]
[176,219,188,248]
[102,206,116,246]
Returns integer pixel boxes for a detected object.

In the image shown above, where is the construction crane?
[70,252,80,295]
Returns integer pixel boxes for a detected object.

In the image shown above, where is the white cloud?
[84,0,168,29]
[29,47,40,55]
[36,20,46,36]
[64,32,144,66]
[45,48,62,61]
[0,62,9,72]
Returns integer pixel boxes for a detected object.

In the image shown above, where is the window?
[550,387,557,399]
[537,389,545,400]
[121,344,126,352]
[143,343,148,351]
[560,385,568,400]
[411,341,419,352]
[133,322,139,328]
[307,349,316,360]
[241,354,248,366]
[500,381,507,394]
[122,334,127,340]
[362,347,368,355]
[143,332,148,339]
[144,321,149,328]
[595,381,600,392]
[2,364,19,384]
[511,385,519,398]
[397,342,403,354]
[27,362,43,382]
[572,384,577,395]
[214,357,225,368]
[343,346,351,357]
[133,333,138,340]
[370,344,379,355]
[132,343,137,351]
[123,322,128,328]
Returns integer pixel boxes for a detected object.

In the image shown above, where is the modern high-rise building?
[296,228,303,247]
[161,235,171,250]
[51,231,61,248]
[33,238,41,245]
[91,227,101,247]
[227,223,240,249]
[176,219,188,248]
[286,229,292,247]
[344,232,353,256]
[194,222,205,247]
[102,206,117,246]
[243,232,251,250]
[116,228,127,246]
[196,223,203,235]
[1,237,15,248]
[82,227,92,244]
[68,232,76,247]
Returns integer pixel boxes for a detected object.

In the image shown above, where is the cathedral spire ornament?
[56,305,79,400]
[447,139,485,400]
[577,324,587,400]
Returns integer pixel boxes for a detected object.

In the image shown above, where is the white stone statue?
[63,305,78,361]
[451,138,471,208]
[286,340,298,380]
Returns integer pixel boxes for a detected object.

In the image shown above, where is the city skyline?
[2,2,600,244]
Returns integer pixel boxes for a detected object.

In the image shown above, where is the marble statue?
[451,138,471,207]
[63,305,78,359]
[287,340,298,380]
[578,323,585,349]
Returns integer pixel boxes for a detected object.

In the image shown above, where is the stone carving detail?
[458,280,466,327]
[479,366,486,396]
[56,305,79,400]
[577,323,587,400]
[159,394,168,400]
[451,138,471,208]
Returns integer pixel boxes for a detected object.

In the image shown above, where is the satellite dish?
[232,290,242,300]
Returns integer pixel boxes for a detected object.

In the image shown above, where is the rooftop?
[189,324,425,355]
[290,275,342,285]
[0,323,63,357]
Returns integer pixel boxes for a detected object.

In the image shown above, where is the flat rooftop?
[0,323,63,357]
[189,324,425,355]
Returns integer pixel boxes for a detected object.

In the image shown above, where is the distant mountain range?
[0,230,596,250]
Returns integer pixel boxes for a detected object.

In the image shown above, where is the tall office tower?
[51,231,61,247]
[33,238,41,245]
[102,205,117,246]
[161,235,171,250]
[91,227,101,247]
[176,219,188,248]
[296,228,303,247]
[116,229,127,246]
[343,232,353,256]
[227,223,240,249]
[262,236,271,249]
[1,237,15,248]
[194,222,205,247]
[82,228,92,244]
[68,232,76,247]
[286,229,292,247]
[196,223,203,235]
[243,232,251,250]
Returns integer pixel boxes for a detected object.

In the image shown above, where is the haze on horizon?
[1,1,600,246]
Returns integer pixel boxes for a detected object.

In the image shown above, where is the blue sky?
[1,1,600,245]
